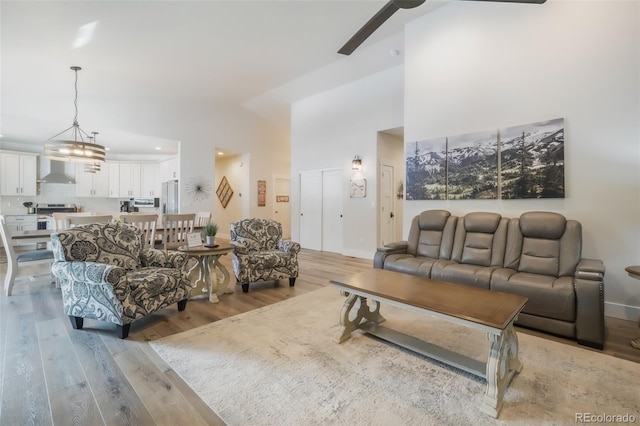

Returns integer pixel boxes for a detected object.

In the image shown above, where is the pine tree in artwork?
[406,142,428,200]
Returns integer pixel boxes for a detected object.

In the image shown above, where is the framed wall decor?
[350,179,366,198]
[216,176,234,208]
[406,117,564,200]
[258,180,266,207]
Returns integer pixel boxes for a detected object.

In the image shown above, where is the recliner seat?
[374,210,606,349]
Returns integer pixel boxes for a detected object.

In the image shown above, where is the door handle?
[390,212,394,218]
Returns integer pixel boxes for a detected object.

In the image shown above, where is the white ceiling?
[0,1,445,156]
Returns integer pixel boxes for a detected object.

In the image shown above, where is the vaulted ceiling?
[1,1,443,156]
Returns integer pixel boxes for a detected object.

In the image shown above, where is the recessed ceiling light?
[217,151,223,156]
[155,147,161,150]
[105,147,110,151]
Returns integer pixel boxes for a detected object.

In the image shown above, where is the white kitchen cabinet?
[0,152,38,196]
[108,163,120,198]
[140,164,161,197]
[4,215,38,232]
[118,163,141,198]
[75,163,110,197]
[159,157,179,182]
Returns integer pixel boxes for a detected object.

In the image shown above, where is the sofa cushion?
[52,222,142,270]
[519,237,560,277]
[410,210,455,259]
[431,260,492,289]
[464,212,501,233]
[416,230,447,259]
[450,213,507,268]
[491,269,575,322]
[520,211,566,240]
[383,254,439,277]
[460,232,494,267]
[127,267,187,300]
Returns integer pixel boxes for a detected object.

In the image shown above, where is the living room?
[0,0,639,424]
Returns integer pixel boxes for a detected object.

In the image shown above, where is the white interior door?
[299,171,322,250]
[379,164,395,246]
[273,176,291,239]
[321,169,343,254]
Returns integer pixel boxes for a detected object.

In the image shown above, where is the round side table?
[178,244,234,303]
[624,266,640,349]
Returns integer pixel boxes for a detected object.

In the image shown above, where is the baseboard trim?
[340,249,374,260]
[605,301,640,321]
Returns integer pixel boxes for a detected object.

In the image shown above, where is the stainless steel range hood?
[38,160,76,184]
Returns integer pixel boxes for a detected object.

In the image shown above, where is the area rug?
[150,287,640,425]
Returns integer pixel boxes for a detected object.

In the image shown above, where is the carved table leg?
[186,256,206,290]
[336,294,385,343]
[203,255,220,303]
[480,323,521,418]
[211,255,233,295]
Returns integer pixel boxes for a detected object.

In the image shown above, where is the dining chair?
[120,214,158,247]
[195,211,212,227]
[0,215,55,296]
[162,213,196,251]
[66,215,113,228]
[51,212,93,231]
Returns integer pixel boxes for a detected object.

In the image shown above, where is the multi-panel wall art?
[406,118,564,200]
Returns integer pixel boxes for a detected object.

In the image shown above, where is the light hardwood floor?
[0,243,638,425]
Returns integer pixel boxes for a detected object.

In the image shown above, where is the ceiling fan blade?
[338,1,401,56]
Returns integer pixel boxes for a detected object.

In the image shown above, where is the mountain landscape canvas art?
[406,138,447,200]
[447,129,498,200]
[500,118,565,199]
[405,118,564,200]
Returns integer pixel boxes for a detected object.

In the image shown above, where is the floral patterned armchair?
[51,222,192,338]
[230,218,300,293]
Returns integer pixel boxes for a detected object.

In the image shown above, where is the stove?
[36,204,78,229]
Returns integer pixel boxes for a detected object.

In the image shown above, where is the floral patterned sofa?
[230,218,300,293]
[51,222,192,338]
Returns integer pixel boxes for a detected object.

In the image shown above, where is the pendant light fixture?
[84,132,102,173]
[44,66,105,163]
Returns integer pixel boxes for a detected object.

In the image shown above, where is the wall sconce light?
[397,181,404,199]
[352,155,362,171]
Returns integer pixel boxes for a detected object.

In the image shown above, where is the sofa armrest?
[52,261,127,288]
[378,241,408,252]
[278,240,301,254]
[575,258,605,281]
[373,241,409,269]
[573,258,605,349]
[140,248,189,269]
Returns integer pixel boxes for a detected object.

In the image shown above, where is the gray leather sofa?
[374,210,605,349]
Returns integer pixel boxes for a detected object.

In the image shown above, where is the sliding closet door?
[299,171,322,250]
[299,169,343,253]
[322,169,343,254]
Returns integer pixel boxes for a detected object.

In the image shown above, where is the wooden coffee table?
[330,269,528,418]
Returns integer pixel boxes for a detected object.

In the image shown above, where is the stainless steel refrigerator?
[162,180,179,214]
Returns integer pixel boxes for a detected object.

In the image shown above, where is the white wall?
[404,0,640,319]
[214,153,249,239]
[81,98,289,219]
[291,66,404,258]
